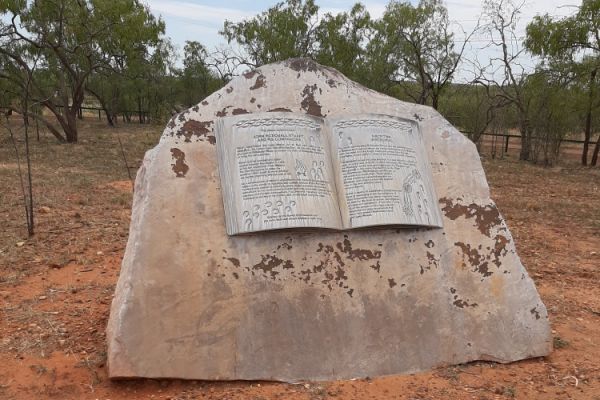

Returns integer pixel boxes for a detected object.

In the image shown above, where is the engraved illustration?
[402,169,432,224]
[295,159,308,178]
[310,161,326,180]
[242,199,298,230]
[243,210,253,231]
[337,132,353,148]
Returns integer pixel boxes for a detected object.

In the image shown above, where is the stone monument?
[106,58,552,381]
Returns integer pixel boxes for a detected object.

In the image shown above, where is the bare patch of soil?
[1,119,599,399]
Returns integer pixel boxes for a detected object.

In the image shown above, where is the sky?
[145,0,579,81]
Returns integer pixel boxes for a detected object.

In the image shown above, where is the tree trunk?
[64,111,78,143]
[432,94,439,110]
[138,95,143,124]
[519,117,531,161]
[15,107,66,142]
[582,68,597,165]
[86,88,115,127]
[591,136,600,166]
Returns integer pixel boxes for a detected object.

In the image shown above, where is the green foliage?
[526,0,600,165]
[0,0,166,141]
[220,0,465,110]
[314,4,373,83]
[374,0,464,108]
[179,41,219,108]
[526,72,577,165]
[221,0,319,67]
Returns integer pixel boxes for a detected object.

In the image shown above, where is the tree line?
[2,0,600,166]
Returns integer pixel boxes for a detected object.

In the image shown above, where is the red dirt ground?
[1,120,599,399]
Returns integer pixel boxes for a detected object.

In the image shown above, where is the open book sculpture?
[107,59,551,381]
[216,113,443,234]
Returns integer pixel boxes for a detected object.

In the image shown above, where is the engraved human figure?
[310,161,325,180]
[310,161,318,180]
[295,159,307,178]
[338,131,353,148]
[317,161,325,180]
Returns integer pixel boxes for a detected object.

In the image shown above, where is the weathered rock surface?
[106,59,552,381]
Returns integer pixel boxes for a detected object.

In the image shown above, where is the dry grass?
[0,117,162,281]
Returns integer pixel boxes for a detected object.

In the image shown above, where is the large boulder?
[106,59,551,381]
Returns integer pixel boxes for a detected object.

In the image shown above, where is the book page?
[327,114,443,229]
[216,112,342,235]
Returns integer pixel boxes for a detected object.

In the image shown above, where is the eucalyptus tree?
[374,0,474,109]
[314,4,374,84]
[0,0,165,142]
[526,0,600,165]
[221,0,320,68]
[179,41,212,108]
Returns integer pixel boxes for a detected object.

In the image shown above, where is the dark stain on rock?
[243,70,258,79]
[226,86,233,93]
[336,235,382,261]
[451,288,478,308]
[455,236,509,278]
[426,251,439,268]
[425,240,435,248]
[250,97,256,103]
[327,78,338,88]
[301,84,323,117]
[178,112,187,122]
[170,148,189,178]
[453,298,478,308]
[202,100,209,105]
[287,58,319,73]
[440,198,502,237]
[192,105,199,112]
[530,307,541,320]
[276,241,293,250]
[268,107,293,112]
[253,255,293,279]
[250,74,267,90]
[176,119,214,144]
[232,108,249,115]
[455,241,491,277]
[492,234,510,267]
[167,115,178,129]
[413,113,424,121]
[388,278,397,288]
[224,257,240,268]
[369,261,381,273]
[216,107,231,117]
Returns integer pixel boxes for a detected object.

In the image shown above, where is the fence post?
[504,135,509,153]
